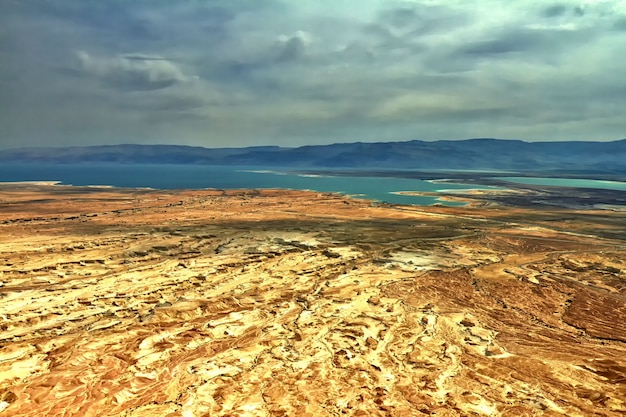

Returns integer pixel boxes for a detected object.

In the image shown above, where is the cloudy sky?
[1,0,625,148]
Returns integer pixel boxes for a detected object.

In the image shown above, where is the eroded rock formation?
[0,184,624,416]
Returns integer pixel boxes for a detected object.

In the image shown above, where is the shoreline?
[2,176,625,211]
[0,180,62,186]
[0,181,453,208]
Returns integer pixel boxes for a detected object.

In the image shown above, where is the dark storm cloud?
[275,32,312,62]
[1,0,626,148]
[355,3,469,55]
[457,26,592,57]
[542,3,586,18]
[460,37,533,55]
[543,4,570,17]
[122,55,176,62]
[376,2,471,34]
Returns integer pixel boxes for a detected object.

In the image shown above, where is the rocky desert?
[0,184,624,416]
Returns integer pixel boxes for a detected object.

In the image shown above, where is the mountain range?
[1,139,625,173]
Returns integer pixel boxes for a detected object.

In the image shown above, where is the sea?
[3,164,624,206]
[0,163,494,206]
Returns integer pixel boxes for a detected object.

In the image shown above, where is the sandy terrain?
[0,184,625,416]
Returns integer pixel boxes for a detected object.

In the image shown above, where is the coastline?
[0,180,62,186]
[1,170,625,211]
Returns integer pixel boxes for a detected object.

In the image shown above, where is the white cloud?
[76,51,192,91]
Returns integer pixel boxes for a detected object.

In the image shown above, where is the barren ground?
[0,184,625,416]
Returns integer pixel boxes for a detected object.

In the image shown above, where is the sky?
[1,0,625,149]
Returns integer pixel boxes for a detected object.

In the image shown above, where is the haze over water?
[497,177,626,191]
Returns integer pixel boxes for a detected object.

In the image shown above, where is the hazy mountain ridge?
[1,139,625,173]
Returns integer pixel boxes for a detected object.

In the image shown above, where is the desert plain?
[0,183,625,416]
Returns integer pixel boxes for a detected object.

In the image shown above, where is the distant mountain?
[1,139,625,173]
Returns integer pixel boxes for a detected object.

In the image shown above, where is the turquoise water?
[498,177,626,191]
[0,164,495,206]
